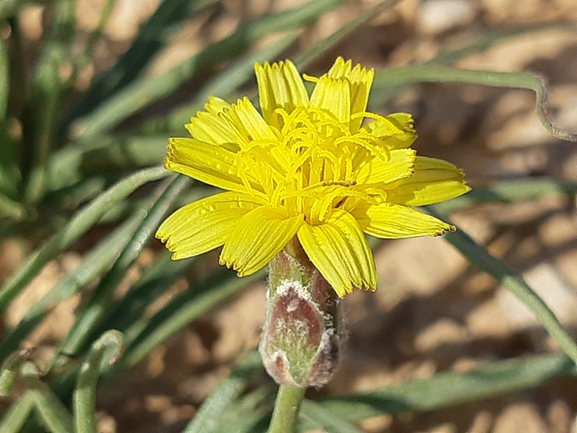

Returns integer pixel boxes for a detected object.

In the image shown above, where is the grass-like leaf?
[0,393,35,433]
[0,115,23,221]
[212,387,275,433]
[55,175,189,359]
[60,0,215,135]
[21,0,76,204]
[318,353,576,422]
[296,0,400,68]
[120,267,265,367]
[0,0,56,21]
[424,23,577,67]
[21,362,74,433]
[373,67,577,142]
[432,178,577,214]
[0,166,168,312]
[73,330,124,433]
[142,30,302,134]
[0,348,36,396]
[87,252,196,345]
[0,209,145,365]
[70,0,342,141]
[0,36,8,118]
[183,350,263,433]
[300,399,364,433]
[428,208,577,364]
[369,23,577,105]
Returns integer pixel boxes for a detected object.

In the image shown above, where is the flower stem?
[268,385,306,433]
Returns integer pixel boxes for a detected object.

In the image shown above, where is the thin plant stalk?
[268,385,306,433]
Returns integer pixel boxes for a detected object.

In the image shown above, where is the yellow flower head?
[156,58,470,297]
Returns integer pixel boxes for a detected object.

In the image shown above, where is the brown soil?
[3,0,577,432]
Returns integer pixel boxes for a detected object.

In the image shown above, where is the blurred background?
[1,0,577,432]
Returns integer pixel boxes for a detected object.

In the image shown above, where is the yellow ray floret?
[156,57,470,298]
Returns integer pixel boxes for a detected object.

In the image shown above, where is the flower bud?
[259,238,343,387]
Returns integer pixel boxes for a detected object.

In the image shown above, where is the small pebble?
[418,0,479,34]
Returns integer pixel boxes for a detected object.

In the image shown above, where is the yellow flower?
[156,58,470,297]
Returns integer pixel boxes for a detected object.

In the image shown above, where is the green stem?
[268,385,306,433]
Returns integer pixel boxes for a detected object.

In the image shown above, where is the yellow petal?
[204,96,230,114]
[357,148,416,185]
[297,209,376,298]
[255,60,309,129]
[363,113,416,149]
[326,57,352,78]
[230,97,278,143]
[386,156,471,206]
[354,203,454,238]
[327,57,374,132]
[156,192,263,259]
[166,137,260,194]
[220,207,303,276]
[185,97,239,146]
[309,76,351,124]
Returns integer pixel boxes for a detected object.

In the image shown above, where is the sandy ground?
[3,0,577,431]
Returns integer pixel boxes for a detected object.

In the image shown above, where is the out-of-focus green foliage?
[1,1,576,432]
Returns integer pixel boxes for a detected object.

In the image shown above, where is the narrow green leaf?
[424,24,577,67]
[76,188,209,347]
[0,348,35,396]
[0,18,23,216]
[0,193,25,221]
[43,135,181,211]
[373,67,577,142]
[142,30,302,134]
[432,178,577,214]
[213,387,275,433]
[369,23,577,105]
[74,330,124,433]
[44,176,109,214]
[319,353,576,421]
[0,0,56,21]
[44,253,199,398]
[21,362,74,433]
[58,175,190,358]
[21,0,76,203]
[147,0,401,135]
[0,121,21,202]
[429,208,577,364]
[89,252,194,342]
[83,0,117,57]
[0,36,8,118]
[0,166,169,313]
[71,0,342,140]
[0,209,145,365]
[296,0,400,68]
[0,393,35,433]
[183,350,263,433]
[44,136,166,195]
[60,0,215,134]
[70,136,167,172]
[300,399,364,433]
[121,268,264,367]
